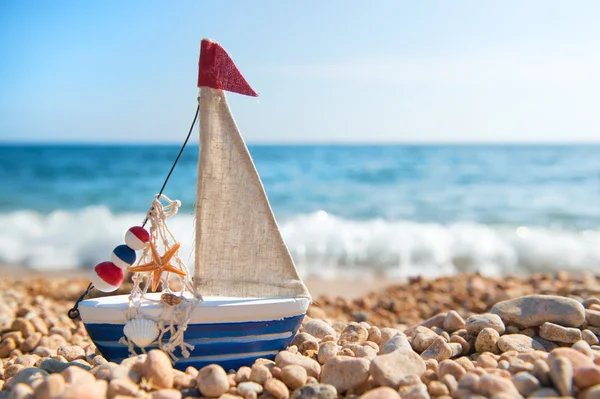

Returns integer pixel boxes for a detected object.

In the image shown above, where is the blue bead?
[113,244,136,265]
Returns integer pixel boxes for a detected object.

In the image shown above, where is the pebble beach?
[2,273,600,398]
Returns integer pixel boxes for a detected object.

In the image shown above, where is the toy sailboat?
[75,39,311,370]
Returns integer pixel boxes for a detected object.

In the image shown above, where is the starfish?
[127,241,187,292]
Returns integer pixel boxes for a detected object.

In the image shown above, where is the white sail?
[193,87,310,299]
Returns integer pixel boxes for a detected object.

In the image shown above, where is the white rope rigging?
[124,194,203,361]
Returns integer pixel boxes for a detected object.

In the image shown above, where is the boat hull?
[79,294,309,370]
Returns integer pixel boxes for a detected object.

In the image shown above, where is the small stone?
[7,383,34,399]
[237,381,264,396]
[449,335,470,355]
[33,373,65,399]
[573,339,595,358]
[14,355,39,368]
[465,314,505,335]
[370,348,426,388]
[368,327,382,344]
[303,320,337,340]
[11,318,36,338]
[321,356,370,394]
[497,334,544,353]
[443,311,465,333]
[173,370,196,389]
[21,332,42,353]
[275,351,321,378]
[143,349,173,389]
[397,382,430,399]
[381,334,410,354]
[581,385,600,399]
[61,365,95,386]
[197,364,229,398]
[549,357,573,397]
[290,383,337,399]
[355,345,377,360]
[540,322,582,343]
[41,334,67,350]
[380,328,401,346]
[513,372,540,396]
[108,378,140,397]
[437,360,466,381]
[547,347,595,370]
[574,367,600,389]
[151,389,182,399]
[281,365,307,389]
[235,366,251,383]
[476,353,498,369]
[358,386,400,399]
[299,340,319,354]
[491,295,586,328]
[428,380,449,397]
[584,330,600,345]
[5,367,48,390]
[338,324,369,346]
[264,378,289,399]
[529,387,560,397]
[478,374,521,397]
[421,336,452,362]
[587,309,600,327]
[0,338,17,357]
[291,332,318,348]
[57,345,86,362]
[411,327,438,353]
[250,364,272,384]
[474,328,500,354]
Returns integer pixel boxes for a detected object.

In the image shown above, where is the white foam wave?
[2,207,600,279]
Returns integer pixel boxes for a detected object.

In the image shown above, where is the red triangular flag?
[197,39,258,97]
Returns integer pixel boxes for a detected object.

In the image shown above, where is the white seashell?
[123,318,159,348]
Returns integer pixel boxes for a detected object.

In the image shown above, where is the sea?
[2,143,600,279]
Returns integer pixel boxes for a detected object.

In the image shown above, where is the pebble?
[411,327,438,353]
[539,321,582,343]
[151,389,182,399]
[549,357,573,397]
[421,336,453,362]
[474,327,500,354]
[303,320,337,340]
[197,364,229,398]
[547,347,595,369]
[235,366,251,383]
[143,349,173,389]
[491,294,586,328]
[584,329,600,345]
[264,378,290,399]
[497,334,545,353]
[443,311,465,333]
[289,383,337,399]
[249,364,272,384]
[321,356,370,393]
[237,381,264,396]
[381,334,410,354]
[275,351,321,378]
[62,365,96,386]
[33,373,65,399]
[574,366,600,390]
[465,313,505,335]
[513,372,540,396]
[478,374,521,397]
[5,367,47,390]
[367,327,382,344]
[358,386,401,399]
[57,345,86,361]
[370,348,425,388]
[281,365,308,389]
[437,359,466,381]
[338,324,369,346]
[108,378,140,397]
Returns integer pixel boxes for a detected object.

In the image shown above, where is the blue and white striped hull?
[79,294,309,370]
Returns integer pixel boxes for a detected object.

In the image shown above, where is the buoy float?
[111,244,137,269]
[91,261,124,292]
[125,226,150,250]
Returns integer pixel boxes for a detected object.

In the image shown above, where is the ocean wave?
[1,207,599,278]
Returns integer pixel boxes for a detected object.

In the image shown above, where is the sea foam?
[1,207,599,279]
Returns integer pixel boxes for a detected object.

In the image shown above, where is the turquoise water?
[2,144,600,276]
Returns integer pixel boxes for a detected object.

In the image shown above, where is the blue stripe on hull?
[84,314,304,370]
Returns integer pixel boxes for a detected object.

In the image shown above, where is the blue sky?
[2,1,600,143]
